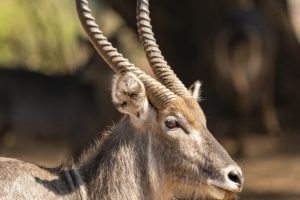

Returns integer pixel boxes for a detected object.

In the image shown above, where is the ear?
[111,72,149,119]
[189,80,202,101]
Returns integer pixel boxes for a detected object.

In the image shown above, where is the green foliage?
[0,0,83,73]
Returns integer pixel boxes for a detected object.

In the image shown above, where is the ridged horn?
[75,0,177,109]
[136,0,189,97]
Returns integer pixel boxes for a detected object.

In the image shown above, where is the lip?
[207,183,241,200]
[208,180,242,193]
[210,184,236,193]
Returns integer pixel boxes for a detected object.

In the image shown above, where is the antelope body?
[0,0,243,199]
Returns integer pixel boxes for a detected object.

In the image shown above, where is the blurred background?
[0,0,299,199]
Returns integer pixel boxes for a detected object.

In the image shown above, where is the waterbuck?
[214,7,281,137]
[0,0,243,199]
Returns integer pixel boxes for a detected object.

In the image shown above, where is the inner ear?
[111,72,150,119]
[189,80,202,100]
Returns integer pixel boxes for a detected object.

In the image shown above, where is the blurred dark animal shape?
[214,8,281,138]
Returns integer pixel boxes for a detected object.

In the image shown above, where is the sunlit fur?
[189,80,202,101]
[112,72,148,117]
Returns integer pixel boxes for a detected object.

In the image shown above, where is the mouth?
[207,180,242,200]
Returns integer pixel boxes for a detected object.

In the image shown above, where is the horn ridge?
[137,0,189,96]
[75,0,177,108]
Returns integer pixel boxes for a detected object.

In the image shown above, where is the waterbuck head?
[76,0,243,199]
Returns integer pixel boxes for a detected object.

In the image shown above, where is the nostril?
[228,170,242,186]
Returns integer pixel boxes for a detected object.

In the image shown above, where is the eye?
[165,117,180,129]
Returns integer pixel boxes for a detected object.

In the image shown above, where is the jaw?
[206,184,235,200]
[160,175,239,200]
[170,179,238,200]
[206,180,240,200]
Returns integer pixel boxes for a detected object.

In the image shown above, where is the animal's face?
[154,97,243,199]
[112,73,243,199]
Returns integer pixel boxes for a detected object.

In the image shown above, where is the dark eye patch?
[165,118,180,129]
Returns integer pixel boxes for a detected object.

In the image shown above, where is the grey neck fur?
[74,117,167,200]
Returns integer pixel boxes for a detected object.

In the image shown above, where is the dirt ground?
[1,133,300,200]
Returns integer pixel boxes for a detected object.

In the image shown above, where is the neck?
[75,117,172,200]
